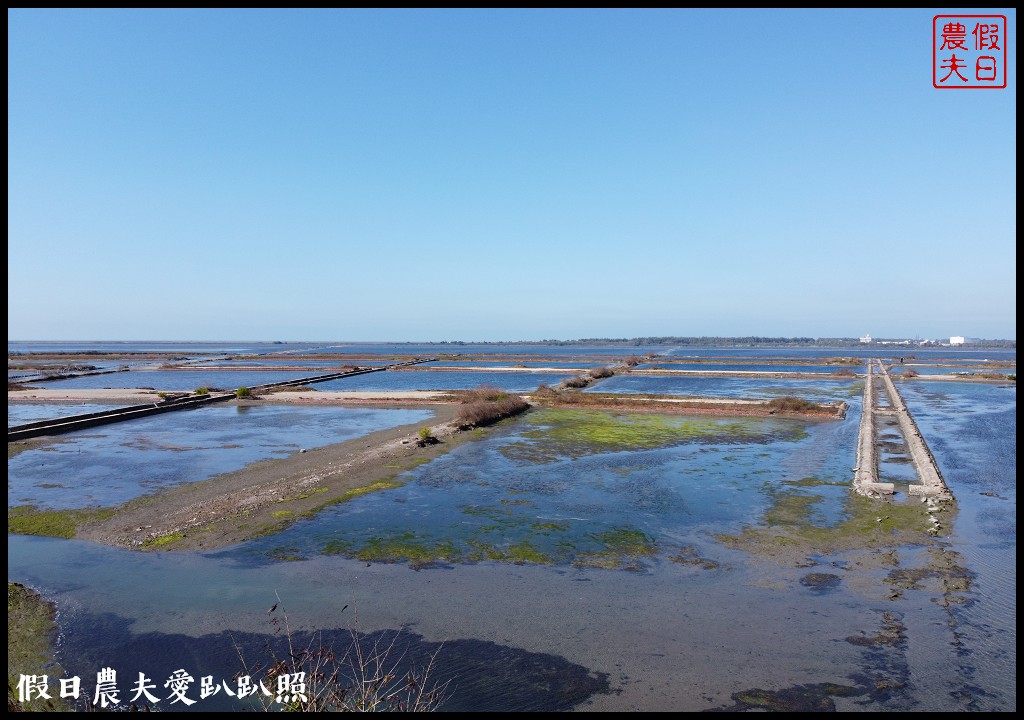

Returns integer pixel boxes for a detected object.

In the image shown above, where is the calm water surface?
[315,370,572,393]
[32,369,318,391]
[8,405,432,509]
[5,354,1015,711]
[8,403,125,427]
[586,374,859,400]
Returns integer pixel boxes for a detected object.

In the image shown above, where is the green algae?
[267,546,306,562]
[324,531,458,568]
[845,611,906,647]
[573,526,659,570]
[784,476,847,488]
[532,520,570,533]
[723,682,865,712]
[141,532,185,548]
[500,408,805,464]
[716,487,951,565]
[465,536,563,564]
[669,546,720,570]
[303,480,405,519]
[8,505,115,539]
[506,541,553,564]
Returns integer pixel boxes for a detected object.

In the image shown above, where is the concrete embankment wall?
[876,362,951,498]
[852,362,895,497]
[8,361,437,442]
[7,393,235,441]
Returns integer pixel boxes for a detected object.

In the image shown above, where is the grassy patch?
[8,583,66,711]
[716,487,951,564]
[501,408,796,463]
[141,532,186,548]
[8,505,115,539]
[334,480,403,503]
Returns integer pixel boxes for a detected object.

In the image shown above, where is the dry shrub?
[766,396,820,413]
[560,375,591,389]
[237,597,448,712]
[832,368,857,377]
[456,385,529,428]
[588,366,614,379]
[901,369,919,379]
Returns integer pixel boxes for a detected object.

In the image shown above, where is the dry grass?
[560,375,591,389]
[454,385,530,428]
[765,396,820,413]
[236,597,448,712]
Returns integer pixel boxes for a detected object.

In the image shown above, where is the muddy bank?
[8,583,65,711]
[69,404,469,552]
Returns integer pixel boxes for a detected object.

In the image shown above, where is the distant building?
[950,336,966,346]
[859,334,873,343]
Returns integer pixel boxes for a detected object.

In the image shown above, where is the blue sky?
[8,9,1017,341]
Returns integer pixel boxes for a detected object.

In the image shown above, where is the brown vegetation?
[454,386,530,428]
[900,369,919,379]
[765,396,820,413]
[560,375,592,389]
[588,366,615,379]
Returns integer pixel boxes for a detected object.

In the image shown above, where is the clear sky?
[7,9,1017,341]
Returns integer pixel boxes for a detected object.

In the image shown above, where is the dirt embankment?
[529,393,848,420]
[75,404,467,552]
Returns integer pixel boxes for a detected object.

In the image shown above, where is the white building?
[859,334,873,343]
[950,336,966,346]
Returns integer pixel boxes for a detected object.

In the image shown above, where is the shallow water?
[896,380,1016,710]
[637,362,866,373]
[8,405,432,509]
[32,369,318,391]
[8,403,125,427]
[314,370,573,393]
[230,407,849,568]
[8,341,330,355]
[586,373,859,400]
[188,358,392,368]
[421,359,609,368]
[6,358,1016,712]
